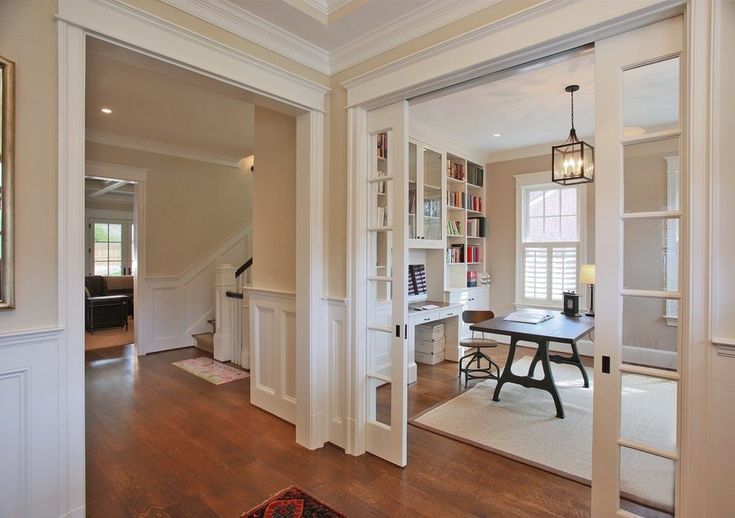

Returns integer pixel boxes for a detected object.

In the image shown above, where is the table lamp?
[580,264,595,317]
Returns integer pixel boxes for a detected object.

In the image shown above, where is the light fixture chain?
[570,88,575,130]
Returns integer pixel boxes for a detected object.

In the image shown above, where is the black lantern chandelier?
[551,85,594,185]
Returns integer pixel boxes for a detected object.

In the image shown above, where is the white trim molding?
[159,0,331,74]
[342,0,683,107]
[86,129,242,167]
[57,0,329,113]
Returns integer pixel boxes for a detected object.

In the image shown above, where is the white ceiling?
[410,51,679,160]
[85,178,135,210]
[162,0,498,73]
[231,0,429,50]
[86,39,255,162]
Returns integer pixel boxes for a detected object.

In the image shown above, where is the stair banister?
[213,265,236,361]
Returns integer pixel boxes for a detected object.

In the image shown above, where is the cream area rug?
[172,357,249,385]
[413,356,676,513]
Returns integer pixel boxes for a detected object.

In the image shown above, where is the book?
[504,309,554,324]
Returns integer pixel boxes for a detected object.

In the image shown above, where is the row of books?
[447,160,465,181]
[467,194,484,213]
[447,191,465,208]
[377,133,388,159]
[467,216,486,237]
[466,245,482,263]
[447,220,463,236]
[446,244,464,263]
[467,163,484,187]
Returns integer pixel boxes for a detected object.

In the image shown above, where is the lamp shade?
[580,264,596,285]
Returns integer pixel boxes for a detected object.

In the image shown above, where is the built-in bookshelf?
[407,136,487,291]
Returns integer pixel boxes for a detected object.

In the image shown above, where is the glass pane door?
[593,16,684,516]
[422,147,443,241]
[88,219,134,276]
[365,102,409,467]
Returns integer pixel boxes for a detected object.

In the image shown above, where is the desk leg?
[539,341,565,419]
[492,337,519,402]
[547,341,590,388]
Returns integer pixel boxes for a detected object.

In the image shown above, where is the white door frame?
[345,1,714,514]
[84,160,147,356]
[57,0,328,514]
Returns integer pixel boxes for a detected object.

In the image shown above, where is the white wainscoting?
[0,328,63,518]
[325,298,347,449]
[249,288,297,424]
[139,223,251,354]
[709,344,735,517]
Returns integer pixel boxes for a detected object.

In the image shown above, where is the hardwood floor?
[86,343,595,517]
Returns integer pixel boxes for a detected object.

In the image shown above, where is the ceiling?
[410,51,679,160]
[85,178,135,210]
[230,0,429,50]
[162,0,498,73]
[86,39,255,162]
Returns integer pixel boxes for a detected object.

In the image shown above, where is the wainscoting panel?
[0,329,61,518]
[249,289,297,424]
[326,299,347,449]
[709,345,735,516]
[140,223,251,354]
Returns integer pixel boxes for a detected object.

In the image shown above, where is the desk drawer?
[440,308,460,320]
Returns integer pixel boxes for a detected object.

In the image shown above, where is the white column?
[213,265,236,361]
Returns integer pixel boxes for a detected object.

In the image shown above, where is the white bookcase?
[407,124,491,347]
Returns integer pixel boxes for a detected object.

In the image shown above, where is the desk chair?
[459,310,501,387]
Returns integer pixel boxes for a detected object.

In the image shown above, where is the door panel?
[593,16,684,516]
[364,102,409,467]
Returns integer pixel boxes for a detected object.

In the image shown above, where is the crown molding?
[330,0,500,74]
[160,0,331,74]
[86,129,242,167]
[159,0,500,76]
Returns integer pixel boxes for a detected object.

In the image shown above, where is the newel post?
[214,264,236,361]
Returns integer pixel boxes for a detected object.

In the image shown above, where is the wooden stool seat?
[460,337,498,348]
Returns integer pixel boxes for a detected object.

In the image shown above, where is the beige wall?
[86,142,252,276]
[484,154,596,315]
[0,0,57,332]
[252,107,296,293]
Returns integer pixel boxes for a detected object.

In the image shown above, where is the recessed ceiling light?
[101,107,112,114]
[493,133,501,137]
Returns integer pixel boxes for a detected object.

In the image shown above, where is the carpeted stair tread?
[193,332,214,353]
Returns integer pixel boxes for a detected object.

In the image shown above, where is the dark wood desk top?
[470,314,595,344]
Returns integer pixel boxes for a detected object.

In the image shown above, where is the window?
[517,174,584,307]
[94,222,123,276]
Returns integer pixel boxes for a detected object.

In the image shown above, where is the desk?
[470,314,595,418]
[407,300,463,384]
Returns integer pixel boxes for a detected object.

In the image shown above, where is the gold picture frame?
[0,54,15,310]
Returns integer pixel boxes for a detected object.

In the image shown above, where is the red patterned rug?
[243,486,345,518]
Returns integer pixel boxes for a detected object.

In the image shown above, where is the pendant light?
[551,85,594,185]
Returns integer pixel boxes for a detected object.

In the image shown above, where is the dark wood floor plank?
[86,343,594,517]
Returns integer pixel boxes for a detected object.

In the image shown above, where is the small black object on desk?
[562,291,581,317]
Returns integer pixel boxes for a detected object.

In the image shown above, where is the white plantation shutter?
[523,247,548,301]
[552,246,578,301]
[518,181,582,306]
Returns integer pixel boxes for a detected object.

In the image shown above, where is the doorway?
[84,176,137,351]
[349,13,687,518]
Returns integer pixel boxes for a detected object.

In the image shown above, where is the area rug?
[412,356,676,513]
[243,486,345,518]
[85,317,134,350]
[172,357,249,385]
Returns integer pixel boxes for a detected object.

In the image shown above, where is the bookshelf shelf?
[408,134,486,291]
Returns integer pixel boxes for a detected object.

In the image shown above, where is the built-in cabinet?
[408,129,491,346]
[408,140,445,248]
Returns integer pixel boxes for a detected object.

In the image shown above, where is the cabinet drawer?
[441,307,461,320]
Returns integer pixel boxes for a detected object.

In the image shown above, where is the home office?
[367,40,680,517]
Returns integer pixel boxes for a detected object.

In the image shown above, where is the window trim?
[514,171,588,310]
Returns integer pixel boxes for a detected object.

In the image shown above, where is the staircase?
[193,319,216,353]
[210,258,252,367]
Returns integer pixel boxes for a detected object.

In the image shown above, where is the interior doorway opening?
[359,17,684,518]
